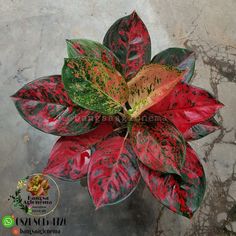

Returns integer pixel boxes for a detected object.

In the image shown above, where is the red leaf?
[103,11,151,80]
[11,75,101,136]
[130,118,186,175]
[43,122,113,180]
[88,135,141,209]
[183,117,220,141]
[149,82,223,133]
[139,143,206,218]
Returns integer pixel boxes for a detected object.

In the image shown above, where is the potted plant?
[11,11,223,218]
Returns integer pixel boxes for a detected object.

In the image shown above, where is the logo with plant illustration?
[26,174,50,196]
[9,174,60,216]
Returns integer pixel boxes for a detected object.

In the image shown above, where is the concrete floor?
[0,0,235,235]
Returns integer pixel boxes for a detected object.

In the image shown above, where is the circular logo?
[2,215,15,228]
[9,173,60,216]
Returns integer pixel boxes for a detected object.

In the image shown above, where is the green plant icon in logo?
[2,215,15,228]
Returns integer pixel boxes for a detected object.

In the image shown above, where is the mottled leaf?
[128,64,184,118]
[88,135,141,209]
[66,39,122,73]
[43,122,113,180]
[103,11,151,81]
[130,118,186,175]
[62,57,129,115]
[149,82,224,133]
[184,117,220,141]
[11,75,100,136]
[152,48,195,83]
[139,143,206,218]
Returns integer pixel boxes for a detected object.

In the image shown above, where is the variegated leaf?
[11,75,100,136]
[66,39,123,73]
[149,82,224,133]
[139,143,206,218]
[130,118,186,175]
[103,11,151,81]
[88,135,141,209]
[151,48,195,83]
[62,57,129,115]
[183,117,220,141]
[43,122,113,180]
[128,64,184,118]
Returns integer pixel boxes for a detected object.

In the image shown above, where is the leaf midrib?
[96,134,130,207]
[153,103,221,113]
[85,77,125,108]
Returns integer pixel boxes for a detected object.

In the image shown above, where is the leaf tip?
[131,10,138,16]
[63,58,70,63]
[10,93,18,101]
[219,101,225,108]
[94,202,104,210]
[130,10,142,21]
[184,211,194,219]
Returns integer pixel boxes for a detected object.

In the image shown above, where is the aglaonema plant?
[11,11,224,218]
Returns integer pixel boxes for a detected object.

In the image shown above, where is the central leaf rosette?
[60,47,190,198]
[58,36,201,217]
[62,56,185,119]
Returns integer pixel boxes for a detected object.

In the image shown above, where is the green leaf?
[62,57,129,115]
[151,48,195,83]
[66,39,123,73]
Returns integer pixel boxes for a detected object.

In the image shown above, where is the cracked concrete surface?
[0,0,235,235]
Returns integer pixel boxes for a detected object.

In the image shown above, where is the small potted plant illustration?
[26,174,50,196]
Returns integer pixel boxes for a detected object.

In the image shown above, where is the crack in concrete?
[9,66,32,85]
[154,206,165,236]
[184,38,235,162]
[185,163,236,236]
[184,39,236,84]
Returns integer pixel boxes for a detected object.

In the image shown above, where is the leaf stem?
[113,126,127,132]
[123,106,128,113]
[122,106,132,120]
[123,129,129,142]
[118,112,126,119]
